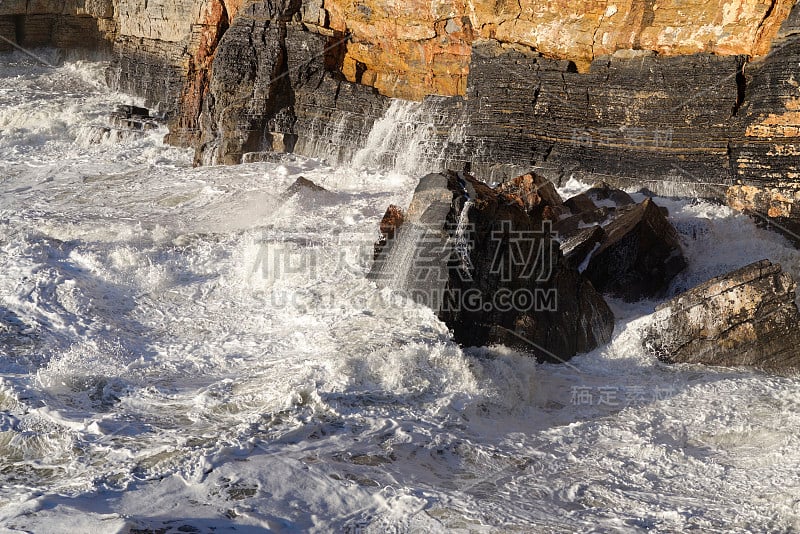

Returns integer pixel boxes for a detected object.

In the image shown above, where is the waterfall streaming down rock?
[351,99,436,175]
[373,223,427,293]
[453,199,474,276]
[369,173,455,311]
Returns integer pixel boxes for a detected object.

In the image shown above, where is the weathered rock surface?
[560,225,605,271]
[374,204,406,259]
[564,193,598,215]
[0,0,115,52]
[370,170,614,362]
[644,260,800,372]
[274,0,795,99]
[583,198,687,301]
[584,182,635,208]
[3,0,800,234]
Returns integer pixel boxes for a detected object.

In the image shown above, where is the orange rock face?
[325,0,474,100]
[311,0,797,99]
[169,0,230,146]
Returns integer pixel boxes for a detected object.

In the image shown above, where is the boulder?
[583,198,686,301]
[584,181,635,208]
[370,171,615,362]
[282,176,328,198]
[564,193,598,215]
[644,260,800,372]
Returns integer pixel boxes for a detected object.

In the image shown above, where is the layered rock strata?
[2,0,800,231]
[644,260,800,372]
[0,1,115,53]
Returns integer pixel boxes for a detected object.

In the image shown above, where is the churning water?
[1,53,800,533]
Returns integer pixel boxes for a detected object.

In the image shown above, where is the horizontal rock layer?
[0,1,115,52]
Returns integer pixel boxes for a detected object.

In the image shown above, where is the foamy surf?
[0,53,799,532]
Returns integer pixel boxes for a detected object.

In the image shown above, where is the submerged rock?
[564,193,598,215]
[110,104,162,131]
[644,260,800,372]
[584,182,635,208]
[370,170,614,363]
[583,198,687,301]
[282,177,328,198]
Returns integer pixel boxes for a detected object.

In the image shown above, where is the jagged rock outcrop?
[644,260,800,372]
[550,182,687,300]
[370,170,615,362]
[583,198,687,301]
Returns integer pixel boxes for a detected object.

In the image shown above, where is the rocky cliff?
[2,0,800,230]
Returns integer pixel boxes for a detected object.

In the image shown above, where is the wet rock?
[644,260,800,372]
[371,170,614,362]
[496,172,564,216]
[117,105,150,119]
[282,177,328,198]
[583,198,686,301]
[584,181,635,208]
[564,193,598,215]
[553,207,611,236]
[560,225,605,270]
[374,205,406,259]
[110,104,161,131]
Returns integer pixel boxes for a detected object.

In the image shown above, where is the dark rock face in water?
[644,260,800,372]
[370,171,615,363]
[552,182,687,301]
[583,198,687,301]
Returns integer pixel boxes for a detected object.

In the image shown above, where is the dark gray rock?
[554,207,611,237]
[282,177,328,198]
[370,170,614,362]
[583,198,686,301]
[560,225,605,271]
[644,260,800,372]
[116,105,150,119]
[564,193,598,215]
[584,182,635,208]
